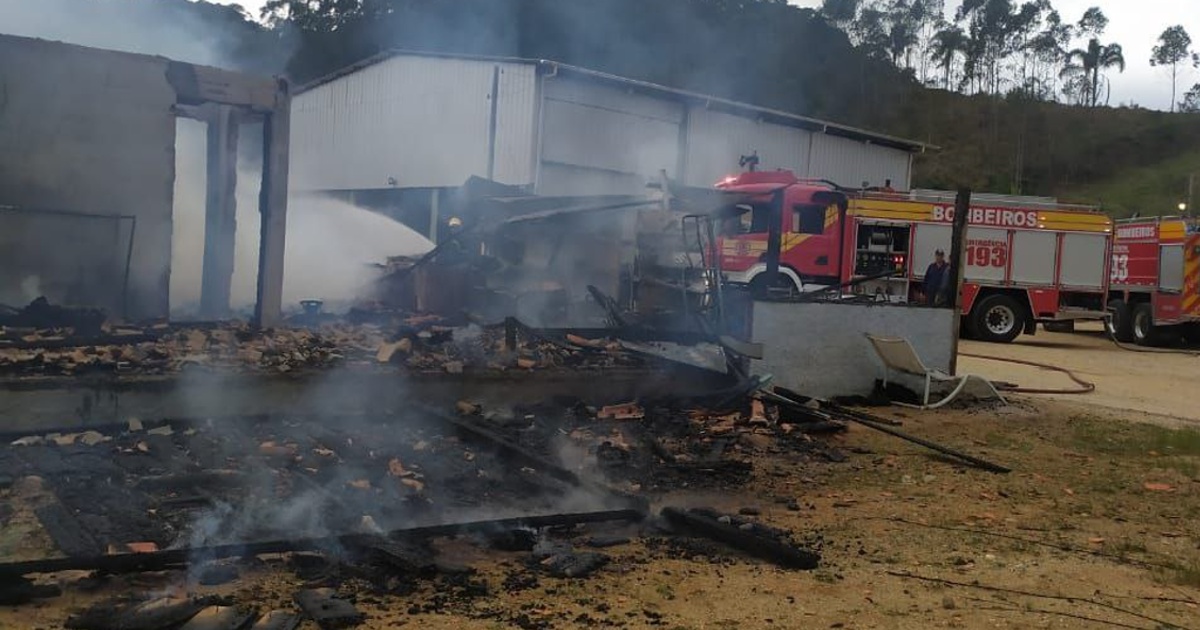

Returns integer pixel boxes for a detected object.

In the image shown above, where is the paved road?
[958,322,1200,422]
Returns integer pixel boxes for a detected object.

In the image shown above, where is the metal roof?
[297,49,933,154]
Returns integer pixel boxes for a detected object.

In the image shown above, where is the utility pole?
[947,188,971,376]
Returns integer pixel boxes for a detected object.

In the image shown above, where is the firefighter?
[924,249,950,306]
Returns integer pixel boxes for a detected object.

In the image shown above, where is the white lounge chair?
[864,334,1006,409]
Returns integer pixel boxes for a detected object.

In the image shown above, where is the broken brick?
[456,401,482,415]
[597,403,644,421]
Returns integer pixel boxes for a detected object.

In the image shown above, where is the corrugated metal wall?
[806,133,911,189]
[493,64,540,186]
[291,54,916,198]
[684,108,811,186]
[538,76,683,195]
[291,57,537,192]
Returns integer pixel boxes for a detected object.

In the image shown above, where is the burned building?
[0,34,290,324]
[289,51,928,240]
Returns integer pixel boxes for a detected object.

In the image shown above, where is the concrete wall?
[0,35,177,319]
[752,301,955,398]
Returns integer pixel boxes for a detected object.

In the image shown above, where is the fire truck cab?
[1107,217,1200,345]
[715,170,1113,343]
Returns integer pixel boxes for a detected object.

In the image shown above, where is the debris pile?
[454,395,847,495]
[0,412,626,574]
[0,381,869,629]
[0,318,651,376]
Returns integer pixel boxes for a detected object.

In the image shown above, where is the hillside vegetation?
[15,0,1199,216]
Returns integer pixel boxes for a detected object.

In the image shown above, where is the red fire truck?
[1106,217,1200,345]
[715,170,1114,343]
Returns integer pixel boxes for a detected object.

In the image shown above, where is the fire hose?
[1101,318,1200,356]
[958,352,1095,394]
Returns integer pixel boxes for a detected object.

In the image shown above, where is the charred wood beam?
[35,502,104,558]
[0,509,645,579]
[660,507,819,570]
[768,388,1011,474]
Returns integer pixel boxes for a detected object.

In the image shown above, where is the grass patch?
[983,431,1021,450]
[1067,418,1200,459]
[813,570,839,584]
[1110,538,1148,557]
[1158,561,1200,588]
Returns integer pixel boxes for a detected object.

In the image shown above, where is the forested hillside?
[12,0,1199,215]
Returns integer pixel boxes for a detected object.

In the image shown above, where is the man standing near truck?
[924,249,949,306]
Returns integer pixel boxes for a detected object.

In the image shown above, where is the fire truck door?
[1010,231,1056,284]
[1060,233,1108,289]
[964,228,1008,283]
[1159,244,1185,292]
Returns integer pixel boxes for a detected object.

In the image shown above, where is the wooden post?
[253,80,290,329]
[199,105,239,319]
[947,188,970,375]
[429,188,440,242]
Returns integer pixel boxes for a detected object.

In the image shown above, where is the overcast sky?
[218,0,1197,110]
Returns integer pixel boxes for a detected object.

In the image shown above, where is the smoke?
[277,195,433,309]
[170,126,433,315]
[0,0,257,69]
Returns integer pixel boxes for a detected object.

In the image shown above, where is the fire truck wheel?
[1132,303,1164,347]
[970,294,1025,344]
[1105,299,1134,343]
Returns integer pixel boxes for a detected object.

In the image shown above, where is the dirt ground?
[3,334,1200,629]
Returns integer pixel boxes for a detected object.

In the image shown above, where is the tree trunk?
[1171,64,1177,112]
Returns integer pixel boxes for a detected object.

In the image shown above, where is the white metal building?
[290,51,928,233]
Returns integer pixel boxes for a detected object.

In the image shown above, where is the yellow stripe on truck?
[1161,220,1188,242]
[847,198,1111,233]
[1185,236,1200,315]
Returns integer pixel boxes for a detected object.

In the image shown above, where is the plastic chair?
[864,334,1006,409]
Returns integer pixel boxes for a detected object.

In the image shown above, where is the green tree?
[1075,6,1107,38]
[1062,37,1124,107]
[1024,7,1073,101]
[1182,83,1200,113]
[956,0,1032,95]
[930,25,968,89]
[1150,25,1199,113]
[820,0,862,28]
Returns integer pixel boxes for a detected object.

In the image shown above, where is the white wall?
[752,301,955,398]
[538,75,683,195]
[684,107,810,187]
[807,133,912,189]
[291,56,538,191]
